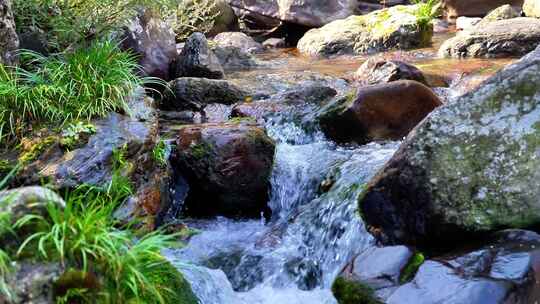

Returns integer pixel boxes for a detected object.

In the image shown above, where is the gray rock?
[439,18,540,58]
[5,262,62,304]
[227,0,358,28]
[175,32,225,79]
[455,16,481,30]
[0,186,65,227]
[524,0,540,18]
[212,32,263,54]
[360,44,540,247]
[121,9,177,80]
[162,77,248,112]
[387,230,540,304]
[355,58,428,86]
[0,0,19,65]
[213,45,259,70]
[477,4,520,26]
[262,38,286,49]
[17,27,48,55]
[297,5,433,57]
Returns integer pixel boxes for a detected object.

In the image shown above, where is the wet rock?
[442,0,524,22]
[524,0,540,18]
[387,230,540,304]
[455,16,481,30]
[297,5,433,57]
[0,0,19,65]
[173,121,275,217]
[121,9,177,80]
[360,45,540,247]
[354,58,428,86]
[341,246,414,290]
[262,38,286,49]
[213,45,259,70]
[477,4,520,26]
[439,18,540,58]
[162,77,248,112]
[227,0,358,28]
[175,32,224,79]
[212,32,263,54]
[317,80,442,144]
[0,186,65,230]
[4,262,62,304]
[207,0,239,36]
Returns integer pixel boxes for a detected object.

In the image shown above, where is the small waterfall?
[165,116,399,303]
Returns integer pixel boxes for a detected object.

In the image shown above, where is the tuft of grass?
[152,139,169,168]
[174,0,219,41]
[0,40,162,146]
[411,0,442,30]
[0,248,12,301]
[399,252,425,283]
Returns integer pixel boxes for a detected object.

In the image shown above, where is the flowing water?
[162,31,514,303]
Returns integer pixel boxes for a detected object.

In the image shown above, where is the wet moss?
[331,277,381,304]
[18,136,57,164]
[399,252,424,283]
[190,142,212,160]
[141,259,199,304]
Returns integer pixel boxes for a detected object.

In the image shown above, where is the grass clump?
[152,139,169,168]
[331,277,381,304]
[174,0,219,41]
[411,0,441,30]
[0,41,157,146]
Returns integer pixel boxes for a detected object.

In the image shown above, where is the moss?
[190,142,212,160]
[141,259,199,304]
[18,136,57,164]
[228,116,256,125]
[0,160,13,176]
[331,277,381,304]
[399,252,425,283]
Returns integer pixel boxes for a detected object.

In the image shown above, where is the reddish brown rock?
[317,80,442,144]
[173,121,275,217]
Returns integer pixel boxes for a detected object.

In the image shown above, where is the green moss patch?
[331,277,381,304]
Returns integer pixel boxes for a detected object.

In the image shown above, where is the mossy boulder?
[360,45,540,247]
[297,5,433,57]
[317,80,442,144]
[439,17,540,58]
[173,121,275,217]
[524,0,540,18]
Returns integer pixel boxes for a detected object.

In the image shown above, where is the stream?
[161,31,513,303]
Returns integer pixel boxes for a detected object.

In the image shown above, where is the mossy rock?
[140,259,199,304]
[331,277,382,304]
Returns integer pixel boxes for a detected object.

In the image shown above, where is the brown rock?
[173,121,275,217]
[317,80,442,144]
[355,58,428,86]
[442,0,524,22]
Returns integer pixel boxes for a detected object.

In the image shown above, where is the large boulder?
[121,9,177,80]
[297,5,433,57]
[226,0,358,28]
[161,77,248,112]
[0,0,18,65]
[212,32,263,54]
[360,45,540,247]
[354,58,428,86]
[476,4,520,26]
[175,32,225,79]
[442,0,524,21]
[317,80,442,144]
[439,18,540,58]
[173,121,275,217]
[524,0,540,18]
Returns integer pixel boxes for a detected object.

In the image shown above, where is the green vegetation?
[13,0,178,50]
[60,122,97,150]
[174,0,219,41]
[331,277,381,304]
[411,0,442,30]
[153,139,169,167]
[399,252,425,283]
[0,41,159,146]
